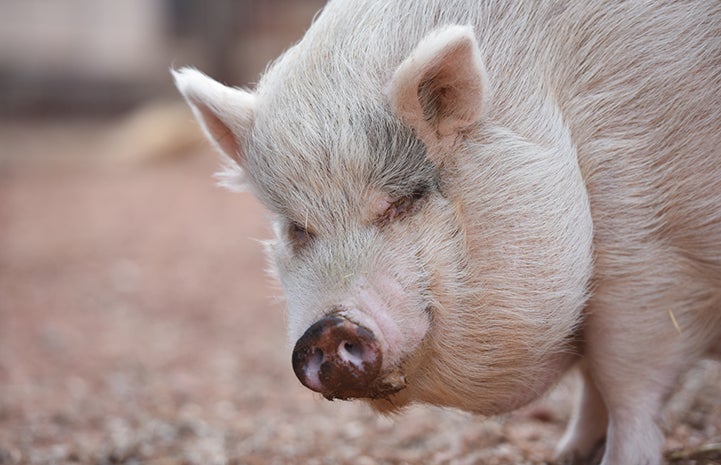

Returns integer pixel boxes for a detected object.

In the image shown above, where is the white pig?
[173,1,721,464]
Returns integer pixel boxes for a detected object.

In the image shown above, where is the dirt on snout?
[0,119,719,465]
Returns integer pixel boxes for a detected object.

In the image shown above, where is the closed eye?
[375,189,428,227]
[288,221,315,250]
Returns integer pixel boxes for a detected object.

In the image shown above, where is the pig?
[172,1,721,464]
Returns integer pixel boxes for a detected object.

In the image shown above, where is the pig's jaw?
[365,352,578,416]
[363,319,581,416]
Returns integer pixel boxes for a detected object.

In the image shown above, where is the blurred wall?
[0,0,326,116]
[0,0,166,82]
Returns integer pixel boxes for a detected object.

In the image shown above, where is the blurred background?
[0,2,719,464]
[1,0,325,115]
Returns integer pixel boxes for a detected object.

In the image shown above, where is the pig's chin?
[366,349,578,416]
[323,368,409,402]
[363,384,414,415]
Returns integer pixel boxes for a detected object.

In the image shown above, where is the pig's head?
[174,24,593,414]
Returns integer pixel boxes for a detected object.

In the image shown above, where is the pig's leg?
[582,280,688,465]
[555,361,608,464]
[588,348,668,465]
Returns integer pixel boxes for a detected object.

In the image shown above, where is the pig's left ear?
[172,67,255,187]
[387,25,487,151]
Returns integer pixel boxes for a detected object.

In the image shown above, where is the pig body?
[174,1,721,464]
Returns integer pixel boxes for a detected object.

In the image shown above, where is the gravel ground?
[0,119,719,465]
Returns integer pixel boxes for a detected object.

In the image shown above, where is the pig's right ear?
[387,25,487,152]
[172,67,255,172]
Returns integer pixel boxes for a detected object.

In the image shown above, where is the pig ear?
[388,25,487,150]
[172,67,255,169]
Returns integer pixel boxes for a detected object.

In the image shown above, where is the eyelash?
[375,189,428,228]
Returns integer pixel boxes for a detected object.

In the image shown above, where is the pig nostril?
[292,316,384,399]
[303,348,325,391]
[338,341,364,367]
[307,348,324,371]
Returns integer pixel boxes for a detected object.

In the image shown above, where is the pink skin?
[365,190,393,223]
[338,274,430,374]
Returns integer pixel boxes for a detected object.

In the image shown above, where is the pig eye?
[288,222,315,250]
[376,189,427,227]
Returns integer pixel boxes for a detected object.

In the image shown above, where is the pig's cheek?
[267,246,316,344]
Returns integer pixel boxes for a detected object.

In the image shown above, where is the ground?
[0,117,719,465]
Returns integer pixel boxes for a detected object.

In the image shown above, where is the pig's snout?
[292,315,384,400]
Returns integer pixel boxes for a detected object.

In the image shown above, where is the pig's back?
[546,3,721,283]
